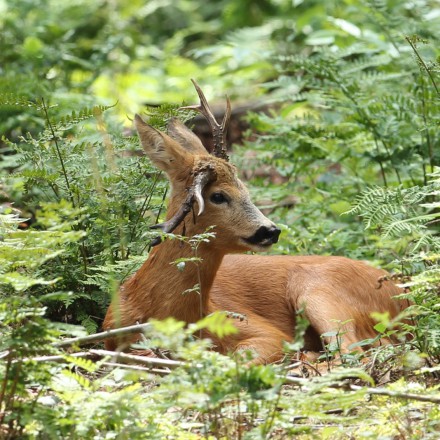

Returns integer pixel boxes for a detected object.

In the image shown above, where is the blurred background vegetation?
[1,0,440,438]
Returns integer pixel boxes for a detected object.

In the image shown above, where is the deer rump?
[208,254,406,364]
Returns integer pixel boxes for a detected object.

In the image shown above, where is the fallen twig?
[89,349,183,369]
[101,361,170,376]
[19,351,172,376]
[54,323,152,348]
[283,375,440,404]
[19,335,440,405]
[23,352,94,363]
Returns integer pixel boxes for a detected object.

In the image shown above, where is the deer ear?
[134,114,193,175]
[167,118,207,155]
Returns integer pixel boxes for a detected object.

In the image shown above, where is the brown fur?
[103,117,407,364]
[209,255,407,363]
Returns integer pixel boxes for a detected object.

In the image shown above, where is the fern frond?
[64,355,98,373]
[348,185,434,231]
[61,370,92,390]
[0,93,40,109]
[49,104,116,132]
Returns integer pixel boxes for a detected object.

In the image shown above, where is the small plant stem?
[235,359,242,440]
[47,181,61,200]
[40,97,76,208]
[3,363,21,416]
[263,387,283,439]
[419,76,434,176]
[374,138,388,187]
[145,186,168,254]
[155,186,168,225]
[336,331,344,365]
[140,172,161,218]
[79,244,89,275]
[40,98,90,274]
[0,355,12,425]
[406,36,440,98]
[193,246,204,339]
[127,171,162,257]
[326,70,397,186]
[203,404,211,440]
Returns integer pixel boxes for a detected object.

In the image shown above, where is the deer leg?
[297,289,376,356]
[234,337,285,365]
[215,313,291,365]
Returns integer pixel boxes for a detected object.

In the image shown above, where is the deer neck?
[122,233,224,325]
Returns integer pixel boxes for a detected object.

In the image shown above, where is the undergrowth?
[1,0,440,438]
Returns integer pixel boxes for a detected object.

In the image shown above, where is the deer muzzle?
[244,225,281,248]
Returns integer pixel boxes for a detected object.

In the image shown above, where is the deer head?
[134,80,280,254]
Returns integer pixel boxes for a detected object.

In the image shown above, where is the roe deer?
[103,80,408,365]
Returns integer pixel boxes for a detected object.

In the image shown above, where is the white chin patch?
[240,238,272,252]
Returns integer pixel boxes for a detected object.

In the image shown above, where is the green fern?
[49,104,117,132]
[348,184,437,234]
[0,93,40,110]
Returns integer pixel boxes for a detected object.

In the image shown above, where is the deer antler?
[150,80,229,246]
[150,164,217,246]
[181,79,231,161]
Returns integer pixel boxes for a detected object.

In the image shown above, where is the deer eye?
[210,192,228,205]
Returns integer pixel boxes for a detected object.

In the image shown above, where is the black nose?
[245,225,281,246]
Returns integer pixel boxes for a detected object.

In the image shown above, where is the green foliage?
[234,0,439,264]
[2,306,440,438]
[0,213,87,437]
[349,180,440,246]
[1,0,440,437]
[3,99,171,330]
[350,170,440,362]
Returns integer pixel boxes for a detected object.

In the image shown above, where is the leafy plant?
[2,99,176,330]
[1,0,440,437]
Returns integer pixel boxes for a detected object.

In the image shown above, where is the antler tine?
[181,79,231,161]
[150,166,216,246]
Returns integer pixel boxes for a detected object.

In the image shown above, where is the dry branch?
[89,349,182,369]
[15,342,440,405]
[101,361,170,376]
[283,375,440,404]
[54,323,152,348]
[19,350,173,376]
[34,324,440,406]
[24,352,94,363]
